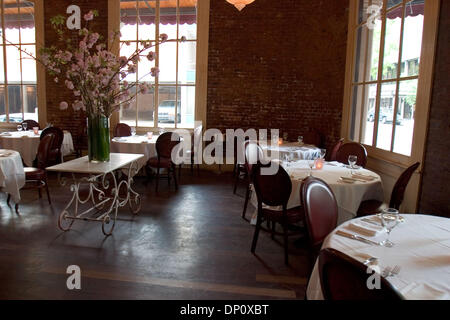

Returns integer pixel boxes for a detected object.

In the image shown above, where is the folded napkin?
[352,173,377,181]
[112,137,127,142]
[327,161,343,167]
[400,282,450,300]
[346,220,384,237]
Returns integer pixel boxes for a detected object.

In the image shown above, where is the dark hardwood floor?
[0,169,310,299]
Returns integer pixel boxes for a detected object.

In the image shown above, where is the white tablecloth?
[250,161,384,225]
[261,141,321,160]
[0,149,25,202]
[0,130,75,166]
[110,135,158,171]
[307,214,450,300]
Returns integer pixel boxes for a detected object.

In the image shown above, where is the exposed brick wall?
[419,0,450,218]
[206,0,349,149]
[43,0,108,149]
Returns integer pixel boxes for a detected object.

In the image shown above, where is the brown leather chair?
[114,123,132,137]
[146,132,180,192]
[301,177,338,264]
[251,162,304,265]
[241,141,264,220]
[357,162,420,216]
[319,248,403,300]
[336,142,368,167]
[21,119,39,130]
[40,126,64,166]
[326,138,344,162]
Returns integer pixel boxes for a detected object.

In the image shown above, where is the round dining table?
[0,149,25,203]
[0,130,74,166]
[249,160,384,225]
[260,141,322,161]
[110,135,158,171]
[307,214,450,300]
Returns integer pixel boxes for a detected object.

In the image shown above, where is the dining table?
[306,214,450,300]
[0,149,25,203]
[0,130,75,166]
[110,134,158,172]
[249,160,384,225]
[259,141,322,161]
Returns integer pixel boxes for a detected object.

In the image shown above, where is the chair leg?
[44,176,51,204]
[233,170,240,194]
[6,194,11,205]
[38,187,42,198]
[178,164,182,179]
[155,167,160,192]
[242,184,250,220]
[283,224,289,265]
[251,219,261,254]
[172,164,178,190]
[271,221,276,240]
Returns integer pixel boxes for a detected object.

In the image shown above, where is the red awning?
[387,3,424,20]
[121,14,196,25]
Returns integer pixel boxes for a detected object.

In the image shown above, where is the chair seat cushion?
[262,206,305,224]
[147,157,172,168]
[24,167,46,180]
[357,200,385,217]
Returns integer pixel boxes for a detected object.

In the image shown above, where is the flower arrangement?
[35,10,168,118]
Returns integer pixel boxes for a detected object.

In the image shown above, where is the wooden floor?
[0,169,311,299]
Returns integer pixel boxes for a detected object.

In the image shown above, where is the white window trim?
[341,0,440,212]
[109,0,209,133]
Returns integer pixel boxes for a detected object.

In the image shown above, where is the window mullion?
[154,0,160,128]
[174,0,179,129]
[135,0,139,128]
[1,0,10,122]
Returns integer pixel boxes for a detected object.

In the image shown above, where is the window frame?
[0,0,44,128]
[341,0,440,168]
[110,0,209,132]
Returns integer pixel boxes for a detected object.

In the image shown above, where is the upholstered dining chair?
[21,119,39,130]
[357,162,420,216]
[319,248,403,300]
[241,140,264,220]
[335,142,368,167]
[326,138,344,162]
[300,176,338,267]
[114,123,132,137]
[8,134,54,211]
[40,126,64,166]
[251,162,304,265]
[146,131,180,192]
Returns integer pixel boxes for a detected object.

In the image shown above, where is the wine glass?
[320,148,326,159]
[348,155,357,174]
[308,159,315,176]
[22,122,27,131]
[17,124,22,131]
[131,126,136,136]
[380,208,399,247]
[297,136,303,144]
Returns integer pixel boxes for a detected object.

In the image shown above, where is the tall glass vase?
[87,114,110,162]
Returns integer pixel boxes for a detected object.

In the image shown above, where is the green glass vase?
[87,114,110,162]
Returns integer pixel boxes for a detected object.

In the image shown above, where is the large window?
[347,0,426,157]
[119,0,197,129]
[0,0,37,124]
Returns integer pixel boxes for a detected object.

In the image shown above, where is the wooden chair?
[114,123,132,137]
[10,134,54,211]
[326,138,344,161]
[301,176,338,268]
[250,162,304,265]
[336,142,368,167]
[146,132,180,192]
[319,248,403,300]
[21,119,39,130]
[40,126,64,166]
[357,162,420,216]
[241,141,264,220]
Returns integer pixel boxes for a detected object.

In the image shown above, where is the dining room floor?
[0,169,311,299]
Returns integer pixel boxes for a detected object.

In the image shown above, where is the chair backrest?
[301,176,338,248]
[22,119,39,130]
[336,142,368,167]
[244,141,264,175]
[326,138,344,161]
[389,162,420,209]
[252,162,292,208]
[40,126,64,152]
[36,134,55,169]
[319,248,403,300]
[114,123,131,137]
[156,131,180,159]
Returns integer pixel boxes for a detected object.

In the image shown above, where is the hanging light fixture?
[226,0,256,11]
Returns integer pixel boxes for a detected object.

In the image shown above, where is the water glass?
[22,123,27,131]
[131,127,136,136]
[348,155,357,173]
[308,160,315,176]
[17,124,22,131]
[297,136,303,144]
[33,127,39,135]
[380,208,399,247]
[320,148,326,159]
